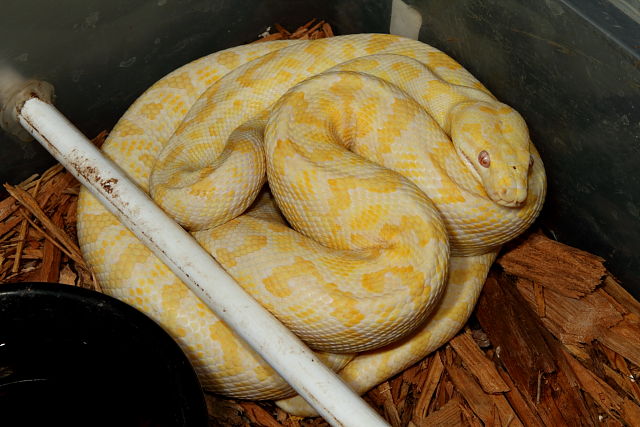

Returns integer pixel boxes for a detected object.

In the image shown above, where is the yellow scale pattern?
[76,34,546,415]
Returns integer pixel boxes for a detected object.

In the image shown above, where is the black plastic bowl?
[0,282,208,426]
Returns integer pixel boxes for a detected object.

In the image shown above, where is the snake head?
[450,101,532,208]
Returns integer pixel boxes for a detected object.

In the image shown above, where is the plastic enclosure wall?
[0,0,638,296]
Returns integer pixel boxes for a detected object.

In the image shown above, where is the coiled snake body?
[77,34,545,415]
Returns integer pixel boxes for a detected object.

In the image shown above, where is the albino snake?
[77,33,546,415]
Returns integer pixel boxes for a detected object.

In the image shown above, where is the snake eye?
[478,150,490,168]
[529,155,534,167]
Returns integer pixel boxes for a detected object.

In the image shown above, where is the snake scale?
[77,34,546,415]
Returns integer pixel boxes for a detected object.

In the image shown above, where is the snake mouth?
[458,151,527,208]
[488,184,528,208]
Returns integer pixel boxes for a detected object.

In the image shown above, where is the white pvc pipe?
[18,96,389,427]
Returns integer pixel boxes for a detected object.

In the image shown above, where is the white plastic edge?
[390,0,423,40]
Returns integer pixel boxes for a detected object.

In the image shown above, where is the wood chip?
[449,329,510,394]
[476,274,556,399]
[562,347,640,425]
[4,184,85,267]
[252,20,333,46]
[37,208,63,282]
[600,343,640,402]
[376,382,402,427]
[18,212,76,268]
[496,365,545,427]
[412,352,445,422]
[91,130,109,148]
[11,218,28,274]
[419,398,463,426]
[306,20,324,35]
[6,247,43,259]
[602,275,640,318]
[0,197,20,226]
[598,312,640,369]
[254,32,285,43]
[291,19,317,38]
[240,402,284,427]
[497,233,606,298]
[205,394,246,426]
[0,216,21,239]
[542,304,606,424]
[322,23,334,37]
[458,400,484,427]
[516,278,624,345]
[13,175,46,274]
[17,173,40,190]
[533,281,546,317]
[274,23,291,36]
[445,357,522,426]
[37,163,65,183]
[58,264,77,286]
